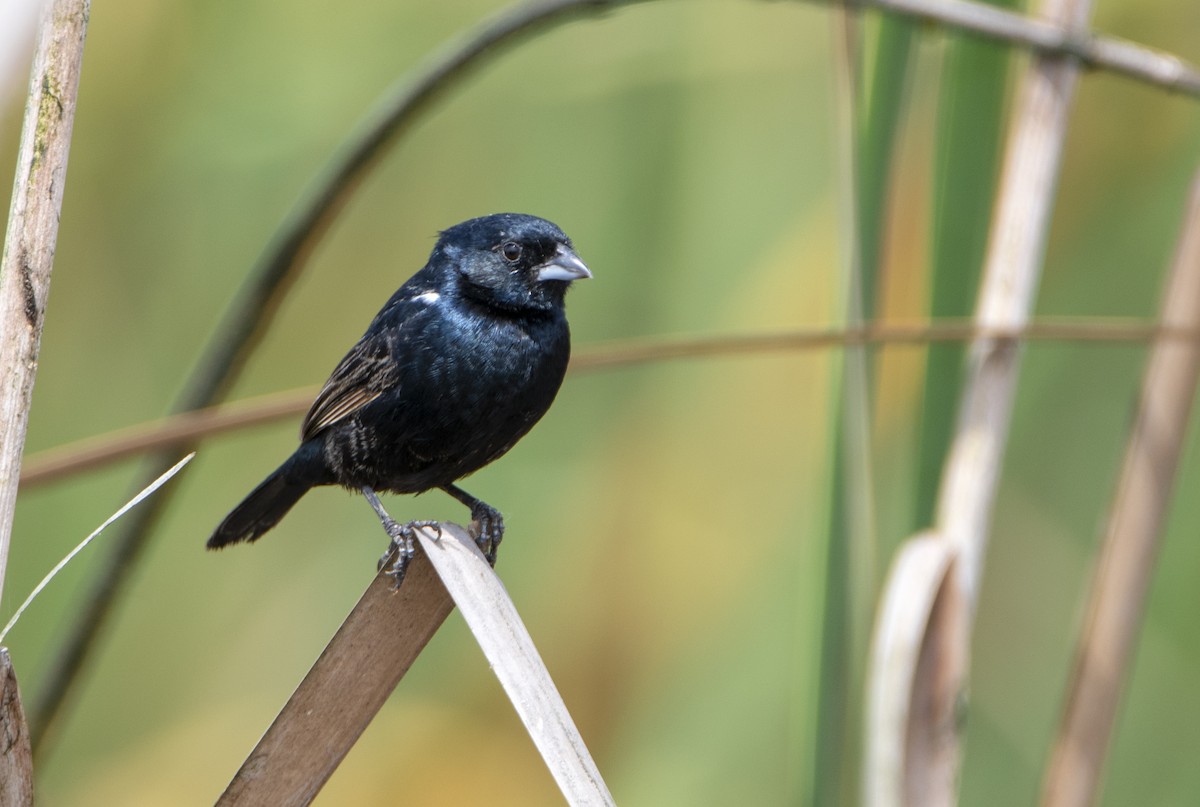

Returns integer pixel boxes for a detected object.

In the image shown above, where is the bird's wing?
[300,328,402,441]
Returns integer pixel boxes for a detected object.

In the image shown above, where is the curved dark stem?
[29,0,648,758]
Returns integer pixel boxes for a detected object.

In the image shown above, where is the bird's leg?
[362,487,441,588]
[440,483,503,565]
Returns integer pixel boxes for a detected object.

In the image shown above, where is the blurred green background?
[1,0,1199,804]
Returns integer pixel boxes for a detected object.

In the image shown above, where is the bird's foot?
[438,485,504,567]
[376,519,442,588]
[468,503,504,566]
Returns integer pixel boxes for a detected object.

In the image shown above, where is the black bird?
[208,213,591,582]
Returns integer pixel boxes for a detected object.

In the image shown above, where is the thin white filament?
[0,452,195,644]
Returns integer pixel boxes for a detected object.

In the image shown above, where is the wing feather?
[300,331,399,440]
[299,291,439,440]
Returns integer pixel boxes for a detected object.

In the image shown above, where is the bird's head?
[435,213,591,314]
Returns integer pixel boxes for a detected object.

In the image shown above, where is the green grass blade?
[811,13,916,805]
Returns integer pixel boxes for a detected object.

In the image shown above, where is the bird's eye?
[500,241,522,262]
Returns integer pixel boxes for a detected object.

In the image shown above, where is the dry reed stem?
[858,0,1200,95]
[18,320,1190,489]
[935,0,1093,611]
[865,534,964,807]
[930,0,1092,784]
[0,0,90,605]
[867,0,1094,801]
[414,524,615,806]
[0,649,33,807]
[1040,173,1200,807]
[217,545,454,806]
[218,523,611,806]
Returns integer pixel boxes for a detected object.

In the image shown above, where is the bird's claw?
[376,519,441,589]
[468,504,504,566]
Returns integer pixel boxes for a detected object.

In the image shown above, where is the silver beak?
[536,243,592,282]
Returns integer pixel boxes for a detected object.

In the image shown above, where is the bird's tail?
[208,466,312,549]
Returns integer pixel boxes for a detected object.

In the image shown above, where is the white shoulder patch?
[412,291,440,304]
